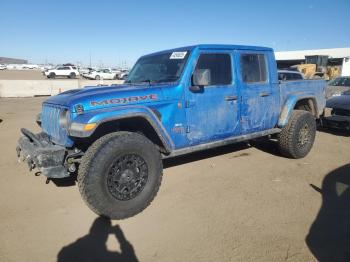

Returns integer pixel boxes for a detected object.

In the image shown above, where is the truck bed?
[279,79,326,116]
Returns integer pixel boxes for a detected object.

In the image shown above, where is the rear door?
[186,51,240,144]
[236,51,279,134]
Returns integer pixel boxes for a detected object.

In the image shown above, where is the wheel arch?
[278,95,318,127]
[72,110,173,154]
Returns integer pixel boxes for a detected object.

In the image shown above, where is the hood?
[44,84,168,112]
[326,94,350,110]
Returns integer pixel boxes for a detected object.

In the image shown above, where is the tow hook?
[16,146,21,158]
[24,155,35,171]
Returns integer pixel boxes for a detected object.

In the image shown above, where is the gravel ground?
[0,97,349,262]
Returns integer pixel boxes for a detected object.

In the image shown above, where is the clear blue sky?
[0,0,349,67]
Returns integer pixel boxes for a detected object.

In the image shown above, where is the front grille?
[41,104,69,145]
[332,108,350,117]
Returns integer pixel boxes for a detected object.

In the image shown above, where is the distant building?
[0,57,28,64]
[275,47,350,76]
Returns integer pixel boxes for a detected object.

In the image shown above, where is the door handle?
[260,92,270,97]
[225,95,238,101]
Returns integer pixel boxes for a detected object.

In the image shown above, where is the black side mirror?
[189,85,203,92]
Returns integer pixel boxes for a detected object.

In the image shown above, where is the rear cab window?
[240,54,268,83]
[194,53,232,86]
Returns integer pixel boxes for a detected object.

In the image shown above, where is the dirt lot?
[0,98,349,262]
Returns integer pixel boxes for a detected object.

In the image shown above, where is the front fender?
[69,106,174,152]
[278,94,318,127]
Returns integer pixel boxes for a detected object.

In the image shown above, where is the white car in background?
[0,64,7,70]
[78,67,94,75]
[22,64,39,70]
[44,66,80,79]
[117,69,129,80]
[84,68,117,80]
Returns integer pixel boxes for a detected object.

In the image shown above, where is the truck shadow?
[163,142,250,168]
[57,217,139,262]
[317,126,350,137]
[50,173,77,187]
[248,138,282,157]
[306,164,350,262]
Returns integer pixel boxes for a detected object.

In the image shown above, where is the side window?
[240,54,267,83]
[194,53,232,85]
[57,67,64,70]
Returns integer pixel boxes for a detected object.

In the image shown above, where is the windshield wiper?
[139,79,152,85]
[126,77,178,85]
[126,79,152,85]
[152,76,179,83]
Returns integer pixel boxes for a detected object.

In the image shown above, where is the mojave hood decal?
[90,94,158,106]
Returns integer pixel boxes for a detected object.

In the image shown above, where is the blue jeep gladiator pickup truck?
[17,44,326,219]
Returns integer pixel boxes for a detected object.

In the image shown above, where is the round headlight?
[59,109,70,129]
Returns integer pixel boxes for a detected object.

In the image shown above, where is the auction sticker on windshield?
[170,51,187,59]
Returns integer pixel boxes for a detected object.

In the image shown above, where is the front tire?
[78,132,163,219]
[69,72,76,79]
[278,110,316,159]
[95,75,100,80]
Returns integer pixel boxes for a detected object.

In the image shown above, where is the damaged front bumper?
[16,128,70,178]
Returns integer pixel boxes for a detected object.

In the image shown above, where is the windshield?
[126,51,190,84]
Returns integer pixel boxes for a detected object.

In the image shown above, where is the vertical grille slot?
[41,104,68,145]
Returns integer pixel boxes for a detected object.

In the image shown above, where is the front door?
[236,51,279,133]
[186,52,240,145]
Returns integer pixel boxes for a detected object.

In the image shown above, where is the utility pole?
[89,50,92,68]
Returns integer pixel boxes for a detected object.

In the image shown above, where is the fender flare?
[70,106,174,152]
[278,94,318,127]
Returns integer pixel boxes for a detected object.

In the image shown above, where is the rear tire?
[69,72,76,79]
[95,75,100,80]
[78,132,163,219]
[49,73,55,79]
[278,110,316,159]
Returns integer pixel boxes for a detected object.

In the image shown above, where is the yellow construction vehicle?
[290,55,341,80]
